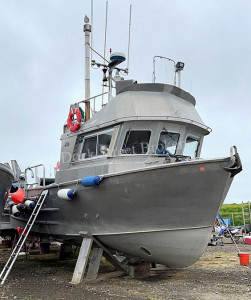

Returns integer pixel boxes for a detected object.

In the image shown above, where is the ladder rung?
[0,189,48,285]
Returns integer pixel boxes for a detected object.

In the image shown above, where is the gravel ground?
[0,240,250,300]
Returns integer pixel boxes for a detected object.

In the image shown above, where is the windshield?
[183,136,199,158]
[121,131,151,154]
[156,131,180,155]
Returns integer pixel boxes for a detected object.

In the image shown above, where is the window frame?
[156,130,180,155]
[183,135,200,158]
[120,129,152,155]
[80,128,114,160]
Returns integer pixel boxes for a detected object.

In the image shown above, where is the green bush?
[220,203,250,226]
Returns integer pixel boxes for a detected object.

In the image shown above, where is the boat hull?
[0,164,13,217]
[97,226,212,267]
[10,157,235,267]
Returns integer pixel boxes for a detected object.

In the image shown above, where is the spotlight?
[175,62,185,72]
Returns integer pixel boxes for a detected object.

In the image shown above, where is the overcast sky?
[0,0,250,203]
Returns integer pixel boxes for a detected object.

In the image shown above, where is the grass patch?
[220,202,250,226]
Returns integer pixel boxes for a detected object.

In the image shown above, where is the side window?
[183,136,199,158]
[82,136,97,159]
[121,131,151,154]
[97,131,113,156]
[156,132,180,155]
[82,130,114,159]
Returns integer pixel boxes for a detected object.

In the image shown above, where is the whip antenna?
[127,4,132,72]
[103,1,108,63]
[102,0,108,106]
[91,0,93,61]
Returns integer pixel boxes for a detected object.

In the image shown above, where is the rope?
[79,107,85,121]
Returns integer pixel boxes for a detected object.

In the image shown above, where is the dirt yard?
[0,240,250,300]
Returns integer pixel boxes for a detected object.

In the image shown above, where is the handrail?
[76,92,109,104]
[24,164,45,193]
[153,55,176,85]
[71,92,110,115]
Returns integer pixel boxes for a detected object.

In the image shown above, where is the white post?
[84,18,91,120]
[70,237,93,284]
[177,71,181,88]
[86,247,103,280]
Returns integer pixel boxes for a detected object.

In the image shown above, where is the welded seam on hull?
[37,225,213,238]
[93,225,213,236]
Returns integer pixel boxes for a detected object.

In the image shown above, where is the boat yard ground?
[0,240,250,300]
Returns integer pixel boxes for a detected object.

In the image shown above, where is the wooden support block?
[70,237,93,284]
[60,243,73,260]
[128,261,150,278]
[41,242,50,254]
[71,232,128,285]
[86,247,103,280]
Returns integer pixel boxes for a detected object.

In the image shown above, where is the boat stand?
[70,231,128,284]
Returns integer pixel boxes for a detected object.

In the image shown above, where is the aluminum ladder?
[0,189,48,285]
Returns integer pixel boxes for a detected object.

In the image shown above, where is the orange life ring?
[67,107,82,132]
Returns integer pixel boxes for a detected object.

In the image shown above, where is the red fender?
[17,227,27,236]
[11,189,25,204]
[67,108,82,132]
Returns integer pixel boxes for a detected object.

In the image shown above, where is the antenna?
[103,1,108,63]
[127,4,132,72]
[91,0,93,61]
[83,16,91,121]
[102,0,108,106]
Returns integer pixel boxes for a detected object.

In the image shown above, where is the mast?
[83,16,91,121]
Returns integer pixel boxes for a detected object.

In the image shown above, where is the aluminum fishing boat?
[0,164,13,218]
[0,161,25,237]
[9,16,242,268]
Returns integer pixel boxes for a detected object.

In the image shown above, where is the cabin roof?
[117,83,196,105]
[64,83,211,137]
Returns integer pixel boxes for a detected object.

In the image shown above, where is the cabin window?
[183,136,199,158]
[97,131,113,155]
[82,136,97,159]
[82,130,113,159]
[121,130,151,154]
[156,131,180,155]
